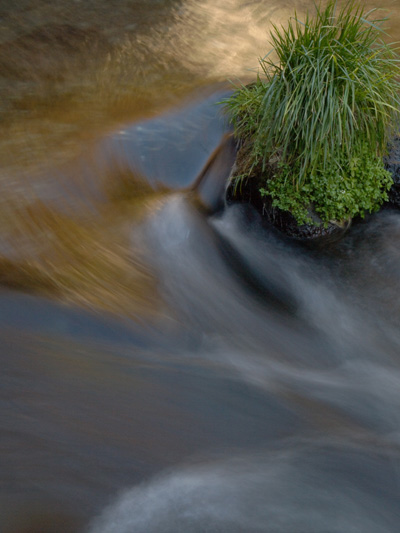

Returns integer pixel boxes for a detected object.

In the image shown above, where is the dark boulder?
[385,136,400,208]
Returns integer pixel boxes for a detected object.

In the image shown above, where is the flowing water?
[2,1,400,532]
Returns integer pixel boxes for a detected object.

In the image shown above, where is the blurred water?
[2,1,400,532]
[88,444,400,533]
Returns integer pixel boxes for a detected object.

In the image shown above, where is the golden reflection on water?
[0,0,399,318]
[0,186,164,318]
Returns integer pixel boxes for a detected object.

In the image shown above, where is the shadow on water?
[2,1,400,532]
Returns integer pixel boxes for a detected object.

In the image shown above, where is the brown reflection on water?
[0,160,164,318]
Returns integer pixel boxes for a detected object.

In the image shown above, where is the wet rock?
[193,134,237,213]
[384,136,400,208]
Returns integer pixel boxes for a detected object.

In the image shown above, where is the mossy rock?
[385,136,400,209]
[222,1,400,245]
[226,139,349,245]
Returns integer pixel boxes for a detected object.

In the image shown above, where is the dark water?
[2,1,400,532]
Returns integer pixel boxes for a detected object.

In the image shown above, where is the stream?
[2,1,400,532]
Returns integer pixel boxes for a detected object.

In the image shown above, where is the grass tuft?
[223,0,400,225]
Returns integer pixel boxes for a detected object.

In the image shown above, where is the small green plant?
[224,0,400,226]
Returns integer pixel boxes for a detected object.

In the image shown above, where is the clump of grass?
[224,0,400,226]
